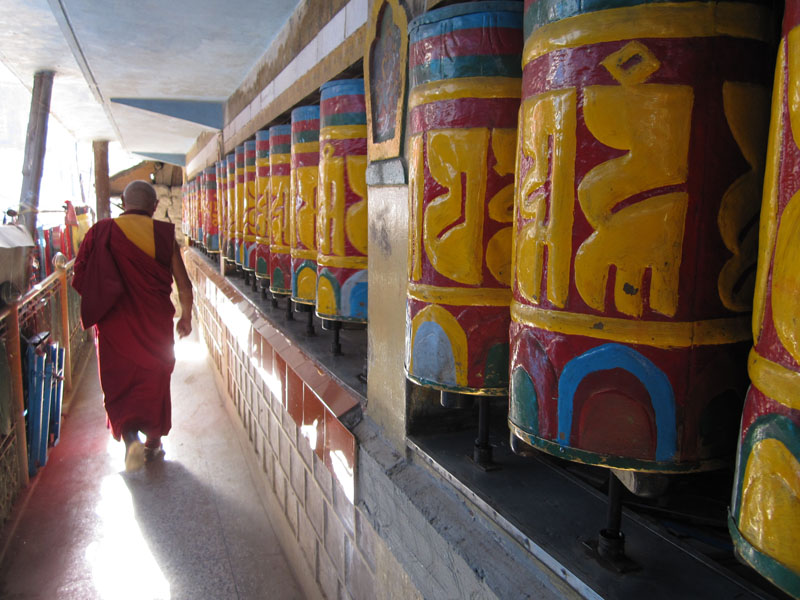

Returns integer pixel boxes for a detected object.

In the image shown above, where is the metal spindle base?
[583,471,640,573]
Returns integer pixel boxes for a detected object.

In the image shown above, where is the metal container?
[204,165,219,253]
[234,144,246,267]
[405,1,523,395]
[243,140,257,271]
[290,105,321,306]
[509,0,774,471]
[729,3,800,595]
[225,153,236,264]
[316,79,368,322]
[269,124,293,295]
[255,129,271,281]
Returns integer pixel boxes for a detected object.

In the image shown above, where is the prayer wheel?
[243,140,257,272]
[234,145,245,267]
[198,171,207,249]
[316,79,368,323]
[509,0,774,471]
[290,105,320,306]
[191,178,200,244]
[225,153,236,264]
[204,165,219,253]
[729,3,800,595]
[255,129,271,281]
[181,183,188,239]
[405,1,522,395]
[216,160,227,259]
[269,124,292,296]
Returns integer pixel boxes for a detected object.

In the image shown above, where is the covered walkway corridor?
[0,327,305,600]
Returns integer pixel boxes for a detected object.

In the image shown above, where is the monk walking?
[73,180,193,471]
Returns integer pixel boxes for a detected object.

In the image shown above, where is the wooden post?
[18,70,54,239]
[6,303,30,488]
[93,140,110,221]
[56,266,72,393]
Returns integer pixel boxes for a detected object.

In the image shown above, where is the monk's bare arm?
[172,240,193,337]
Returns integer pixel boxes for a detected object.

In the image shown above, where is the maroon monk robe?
[73,214,176,441]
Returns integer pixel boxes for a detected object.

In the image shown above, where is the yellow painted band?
[317,255,368,269]
[270,245,290,254]
[523,2,773,65]
[320,125,368,141]
[270,153,291,165]
[407,283,512,307]
[243,234,256,242]
[748,349,800,411]
[408,77,521,111]
[510,302,751,348]
[255,235,269,244]
[292,141,320,154]
[291,248,317,260]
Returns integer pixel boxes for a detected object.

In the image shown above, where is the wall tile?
[325,412,356,502]
[302,387,326,459]
[287,367,304,424]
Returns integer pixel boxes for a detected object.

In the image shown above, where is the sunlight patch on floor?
[86,474,171,600]
[174,334,209,362]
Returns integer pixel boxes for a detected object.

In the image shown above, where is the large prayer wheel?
[316,79,368,322]
[225,153,236,264]
[269,124,292,295]
[204,165,219,253]
[255,129,271,281]
[181,182,188,240]
[405,2,522,395]
[243,140,257,271]
[234,145,246,267]
[729,4,800,595]
[216,160,227,259]
[290,105,320,306]
[509,0,774,472]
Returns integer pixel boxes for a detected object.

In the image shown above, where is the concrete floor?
[0,328,305,600]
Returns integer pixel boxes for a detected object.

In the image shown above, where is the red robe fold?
[73,216,176,440]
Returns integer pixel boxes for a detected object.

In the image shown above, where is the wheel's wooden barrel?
[255,129,271,281]
[225,153,236,264]
[290,105,321,306]
[316,79,368,323]
[509,0,775,471]
[269,124,293,295]
[243,139,257,271]
[204,165,219,253]
[729,3,800,595]
[216,160,227,258]
[405,1,523,395]
[234,145,246,267]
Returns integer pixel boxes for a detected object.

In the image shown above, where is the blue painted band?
[410,1,522,35]
[557,343,677,462]
[321,78,365,99]
[203,166,215,175]
[226,154,235,165]
[320,112,368,128]
[269,124,292,137]
[292,105,320,121]
[244,140,256,151]
[256,129,270,141]
[411,8,523,43]
[410,55,522,87]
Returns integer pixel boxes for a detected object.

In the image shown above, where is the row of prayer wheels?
[183,0,799,593]
[402,0,797,595]
[183,79,369,325]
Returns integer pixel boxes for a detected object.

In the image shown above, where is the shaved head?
[122,180,158,214]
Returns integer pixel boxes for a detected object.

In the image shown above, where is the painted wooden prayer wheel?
[405,1,522,395]
[181,182,188,239]
[234,145,246,267]
[255,129,271,281]
[269,124,292,295]
[225,153,236,264]
[728,3,800,595]
[204,165,219,253]
[290,105,320,306]
[242,140,258,272]
[216,160,227,259]
[193,177,202,245]
[316,79,368,322]
[509,0,775,472]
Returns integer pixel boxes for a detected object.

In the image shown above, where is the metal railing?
[0,258,89,526]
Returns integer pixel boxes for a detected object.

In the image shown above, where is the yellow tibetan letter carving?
[318,144,346,256]
[409,134,424,281]
[514,89,577,307]
[423,128,488,285]
[345,155,368,256]
[296,166,318,251]
[576,42,692,318]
